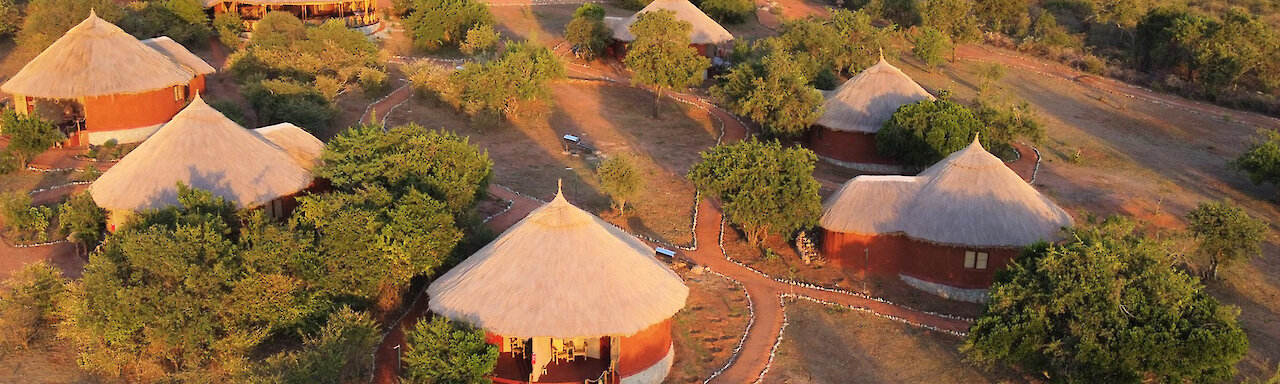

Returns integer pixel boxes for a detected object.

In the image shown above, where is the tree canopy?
[0,261,65,350]
[687,139,822,246]
[875,97,985,168]
[1231,129,1280,197]
[402,316,498,384]
[253,307,380,383]
[963,216,1249,384]
[1186,199,1268,280]
[447,41,566,118]
[912,26,951,70]
[713,50,823,139]
[404,0,494,52]
[700,0,754,24]
[117,0,211,45]
[596,154,644,212]
[564,4,611,61]
[17,0,124,52]
[623,10,710,116]
[1,109,63,167]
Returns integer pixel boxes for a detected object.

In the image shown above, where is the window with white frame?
[965,251,990,270]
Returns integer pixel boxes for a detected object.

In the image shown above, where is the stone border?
[899,274,988,303]
[700,269,755,384]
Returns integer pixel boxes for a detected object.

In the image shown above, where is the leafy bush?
[213,11,244,49]
[623,10,710,116]
[207,99,249,126]
[58,192,106,249]
[688,139,822,246]
[0,191,57,243]
[596,154,643,212]
[1187,199,1268,280]
[117,0,211,46]
[404,0,494,52]
[700,0,754,24]
[0,0,21,39]
[912,26,951,70]
[449,41,565,119]
[974,98,1043,159]
[876,97,987,168]
[1,109,64,166]
[402,316,498,384]
[620,0,652,11]
[407,60,458,102]
[358,67,389,96]
[1230,129,1280,198]
[244,79,336,132]
[255,307,380,383]
[564,4,611,61]
[460,24,500,57]
[713,50,823,138]
[0,262,66,350]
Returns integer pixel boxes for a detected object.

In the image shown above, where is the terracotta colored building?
[819,138,1073,302]
[206,0,381,33]
[809,57,933,172]
[606,0,734,59]
[89,96,324,230]
[428,190,689,384]
[1,13,214,146]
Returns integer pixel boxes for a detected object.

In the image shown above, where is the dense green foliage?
[58,191,106,249]
[963,216,1249,384]
[875,97,985,167]
[920,0,980,47]
[712,50,823,138]
[254,307,380,383]
[1135,7,1280,96]
[17,0,123,52]
[973,98,1044,158]
[404,0,494,51]
[623,10,710,115]
[620,0,652,11]
[0,191,56,243]
[700,0,754,24]
[688,139,822,246]
[446,41,566,118]
[596,154,643,212]
[213,11,244,48]
[402,316,498,384]
[1231,130,1280,196]
[771,9,894,76]
[243,79,336,132]
[564,4,611,61]
[460,24,500,57]
[0,0,23,39]
[1186,200,1268,279]
[0,262,65,350]
[912,26,950,70]
[117,0,211,45]
[320,123,493,217]
[1,109,63,167]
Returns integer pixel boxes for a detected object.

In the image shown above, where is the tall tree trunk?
[653,88,663,118]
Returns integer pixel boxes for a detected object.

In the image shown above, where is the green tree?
[1,109,64,167]
[963,216,1249,384]
[920,0,979,58]
[700,0,754,24]
[449,41,565,118]
[1134,7,1210,77]
[596,154,643,212]
[0,261,65,350]
[320,123,493,216]
[213,11,244,48]
[0,191,56,243]
[712,50,823,139]
[687,139,822,246]
[255,307,380,384]
[402,316,498,384]
[17,0,124,52]
[460,24,500,57]
[974,98,1044,159]
[58,191,106,249]
[243,79,336,132]
[1230,130,1280,198]
[912,26,951,70]
[1194,8,1280,94]
[623,10,710,116]
[0,0,22,39]
[117,0,212,45]
[869,0,921,27]
[876,97,985,167]
[405,0,494,51]
[564,4,611,61]
[974,0,1030,35]
[1186,200,1268,280]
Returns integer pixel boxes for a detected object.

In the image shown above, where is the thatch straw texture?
[610,0,734,44]
[815,57,934,133]
[821,138,1072,247]
[428,192,689,339]
[90,96,315,211]
[141,37,216,76]
[1,12,198,99]
[252,123,325,169]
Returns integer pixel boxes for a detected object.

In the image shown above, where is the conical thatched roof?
[141,37,216,76]
[1,12,200,99]
[815,57,934,133]
[610,0,734,44]
[90,96,316,212]
[428,191,689,339]
[252,123,325,169]
[821,138,1072,247]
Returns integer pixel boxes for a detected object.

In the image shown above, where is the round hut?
[607,0,734,58]
[809,56,933,171]
[1,12,214,146]
[428,190,689,384]
[89,96,323,230]
[206,0,381,34]
[818,138,1073,302]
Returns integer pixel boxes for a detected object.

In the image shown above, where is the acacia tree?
[687,139,822,246]
[402,316,498,384]
[912,26,951,70]
[1186,200,1268,280]
[623,10,710,116]
[564,4,611,61]
[712,50,823,139]
[876,97,986,167]
[1230,129,1280,198]
[596,154,643,212]
[58,191,107,250]
[449,41,566,118]
[964,216,1249,384]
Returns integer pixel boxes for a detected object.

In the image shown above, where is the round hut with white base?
[428,188,688,384]
[809,56,933,171]
[607,0,734,58]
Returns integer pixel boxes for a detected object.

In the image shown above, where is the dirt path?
[953,45,1280,130]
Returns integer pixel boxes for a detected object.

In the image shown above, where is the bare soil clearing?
[668,268,751,383]
[0,335,94,384]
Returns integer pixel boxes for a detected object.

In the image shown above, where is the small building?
[819,138,1073,302]
[809,56,933,171]
[607,0,734,58]
[206,0,381,34]
[89,96,323,230]
[1,12,214,146]
[428,189,689,384]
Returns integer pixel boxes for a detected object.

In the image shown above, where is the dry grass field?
[668,267,751,383]
[0,335,94,384]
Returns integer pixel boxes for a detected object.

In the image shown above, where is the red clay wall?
[82,85,188,132]
[617,318,672,377]
[807,127,899,165]
[822,230,1019,289]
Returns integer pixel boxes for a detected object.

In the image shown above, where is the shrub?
[58,192,106,249]
[1,109,63,166]
[700,0,754,24]
[255,307,380,383]
[117,0,211,46]
[213,11,244,49]
[712,50,823,138]
[1230,129,1280,198]
[564,4,611,61]
[620,0,652,11]
[1186,199,1268,280]
[460,24,500,57]
[912,26,951,70]
[17,0,124,53]
[404,0,493,52]
[0,0,21,39]
[0,191,57,243]
[407,60,459,103]
[402,316,498,384]
[597,154,643,212]
[244,79,336,132]
[876,97,985,167]
[687,139,822,246]
[974,98,1044,159]
[449,41,565,118]
[207,99,249,126]
[0,262,66,350]
[358,67,389,96]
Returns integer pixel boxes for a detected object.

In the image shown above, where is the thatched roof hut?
[815,56,934,134]
[428,191,689,339]
[252,123,325,169]
[1,12,201,99]
[89,96,317,212]
[609,0,734,45]
[821,137,1073,247]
